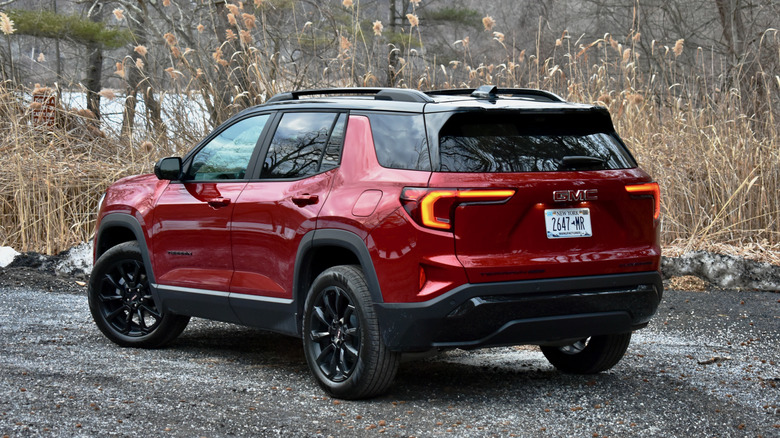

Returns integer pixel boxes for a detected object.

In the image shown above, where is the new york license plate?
[545,208,592,239]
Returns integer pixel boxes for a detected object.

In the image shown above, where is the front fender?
[95,213,156,285]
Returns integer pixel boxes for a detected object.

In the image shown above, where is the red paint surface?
[97,113,660,305]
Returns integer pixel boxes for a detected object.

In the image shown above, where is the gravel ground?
[0,268,778,437]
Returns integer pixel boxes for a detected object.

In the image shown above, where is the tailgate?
[428,170,660,284]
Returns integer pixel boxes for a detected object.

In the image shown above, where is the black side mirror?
[154,157,182,181]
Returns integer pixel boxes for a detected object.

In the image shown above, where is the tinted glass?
[189,114,270,180]
[439,112,635,173]
[367,113,430,171]
[320,113,347,172]
[262,112,338,178]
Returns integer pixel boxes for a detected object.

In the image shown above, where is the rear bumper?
[375,271,663,351]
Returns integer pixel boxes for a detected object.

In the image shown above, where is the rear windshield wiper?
[561,156,606,169]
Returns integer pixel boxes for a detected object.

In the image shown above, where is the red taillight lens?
[626,182,661,220]
[401,187,516,230]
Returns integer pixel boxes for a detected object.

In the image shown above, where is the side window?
[261,112,340,179]
[189,114,270,180]
[320,113,347,172]
[366,113,430,171]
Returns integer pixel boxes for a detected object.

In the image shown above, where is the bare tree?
[120,0,164,139]
[84,0,104,118]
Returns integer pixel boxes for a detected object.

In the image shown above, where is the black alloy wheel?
[89,241,189,348]
[540,332,632,374]
[308,285,361,382]
[96,257,160,337]
[302,265,399,399]
[559,338,590,355]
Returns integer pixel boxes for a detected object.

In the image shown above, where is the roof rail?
[426,86,564,102]
[266,87,434,104]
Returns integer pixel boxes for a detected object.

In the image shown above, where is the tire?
[88,241,189,348]
[302,265,399,399]
[540,332,632,374]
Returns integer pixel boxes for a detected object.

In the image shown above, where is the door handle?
[292,193,319,207]
[207,197,231,208]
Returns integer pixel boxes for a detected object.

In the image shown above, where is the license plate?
[545,208,592,239]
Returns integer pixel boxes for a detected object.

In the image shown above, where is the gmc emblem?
[553,189,598,202]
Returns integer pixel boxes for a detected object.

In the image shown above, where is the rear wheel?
[88,241,189,348]
[302,265,399,399]
[540,332,632,374]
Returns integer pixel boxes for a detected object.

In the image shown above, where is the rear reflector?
[625,182,661,220]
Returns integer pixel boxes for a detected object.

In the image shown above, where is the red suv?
[89,86,662,399]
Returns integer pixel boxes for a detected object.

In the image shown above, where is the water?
[50,91,211,138]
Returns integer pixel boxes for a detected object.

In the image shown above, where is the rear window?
[438,112,635,172]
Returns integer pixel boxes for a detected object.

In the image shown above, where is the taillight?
[625,182,661,220]
[400,187,516,231]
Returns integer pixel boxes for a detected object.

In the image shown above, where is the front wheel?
[88,241,189,348]
[302,265,399,399]
[540,332,632,374]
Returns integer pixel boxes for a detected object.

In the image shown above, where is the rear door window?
[438,112,635,172]
[261,112,345,179]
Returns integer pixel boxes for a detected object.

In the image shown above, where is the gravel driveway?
[0,272,778,437]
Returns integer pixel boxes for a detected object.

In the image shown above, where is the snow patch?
[0,246,20,268]
[2,242,93,277]
[54,242,93,276]
[662,251,780,291]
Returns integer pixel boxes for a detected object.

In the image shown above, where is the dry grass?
[0,20,778,259]
[666,275,710,292]
[0,84,163,254]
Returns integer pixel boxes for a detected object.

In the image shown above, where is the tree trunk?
[713,0,764,118]
[714,0,747,57]
[210,0,235,125]
[122,0,164,141]
[84,1,103,119]
[387,0,401,86]
[52,0,62,79]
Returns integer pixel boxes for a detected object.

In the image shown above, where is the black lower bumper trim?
[375,271,663,351]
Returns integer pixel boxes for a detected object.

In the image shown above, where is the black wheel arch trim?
[95,213,156,285]
[294,229,384,328]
